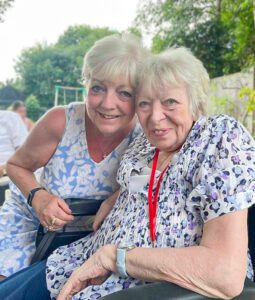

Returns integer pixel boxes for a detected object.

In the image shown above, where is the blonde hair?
[137,47,210,119]
[82,33,146,89]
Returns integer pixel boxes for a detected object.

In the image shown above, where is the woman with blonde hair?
[0,33,146,281]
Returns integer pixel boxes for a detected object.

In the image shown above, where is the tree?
[25,94,46,121]
[135,0,255,78]
[220,0,255,71]
[16,44,76,108]
[0,0,14,22]
[15,25,117,109]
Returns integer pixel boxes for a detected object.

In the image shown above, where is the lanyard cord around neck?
[148,148,168,243]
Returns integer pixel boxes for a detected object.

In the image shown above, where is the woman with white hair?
[1,47,254,300]
[51,47,255,299]
[0,33,145,280]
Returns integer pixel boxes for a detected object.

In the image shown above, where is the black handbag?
[31,198,104,264]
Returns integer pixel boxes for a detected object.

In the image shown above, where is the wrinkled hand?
[57,245,117,300]
[32,190,74,230]
[93,190,119,232]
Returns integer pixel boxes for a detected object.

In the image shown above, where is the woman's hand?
[93,190,120,232]
[57,245,117,300]
[32,190,74,230]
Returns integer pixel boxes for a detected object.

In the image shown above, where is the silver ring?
[48,225,55,231]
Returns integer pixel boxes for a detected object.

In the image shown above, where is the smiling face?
[85,77,136,136]
[136,84,194,153]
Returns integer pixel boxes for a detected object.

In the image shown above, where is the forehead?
[90,61,135,88]
[138,84,188,100]
[90,77,133,88]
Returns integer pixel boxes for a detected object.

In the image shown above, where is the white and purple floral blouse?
[46,115,255,299]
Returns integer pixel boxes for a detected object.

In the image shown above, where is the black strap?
[27,187,46,206]
[30,231,57,264]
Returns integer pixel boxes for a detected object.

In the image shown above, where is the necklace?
[97,141,110,160]
[96,136,118,160]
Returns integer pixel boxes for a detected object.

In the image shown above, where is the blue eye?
[119,90,133,98]
[91,85,105,93]
[163,98,177,106]
[137,101,150,109]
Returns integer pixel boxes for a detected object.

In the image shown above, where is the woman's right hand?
[32,190,74,230]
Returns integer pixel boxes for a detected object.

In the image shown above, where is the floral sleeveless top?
[40,102,141,200]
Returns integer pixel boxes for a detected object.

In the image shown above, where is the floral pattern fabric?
[0,102,140,276]
[46,115,255,299]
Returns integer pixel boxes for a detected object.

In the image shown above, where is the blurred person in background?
[0,110,28,177]
[11,100,34,131]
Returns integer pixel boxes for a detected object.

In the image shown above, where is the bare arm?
[93,189,120,231]
[58,209,247,300]
[7,107,74,228]
[7,106,65,192]
[126,209,247,299]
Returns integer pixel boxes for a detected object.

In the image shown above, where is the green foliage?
[15,25,117,109]
[209,94,236,116]
[209,91,250,126]
[125,26,142,38]
[239,86,255,113]
[152,19,228,78]
[135,0,255,78]
[25,94,46,121]
[57,25,116,47]
[210,95,229,111]
[0,0,14,22]
[221,0,255,71]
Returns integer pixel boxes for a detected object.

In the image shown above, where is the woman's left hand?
[57,245,117,300]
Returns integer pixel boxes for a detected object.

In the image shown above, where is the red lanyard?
[148,148,168,243]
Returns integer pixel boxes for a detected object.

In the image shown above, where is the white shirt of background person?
[0,110,28,165]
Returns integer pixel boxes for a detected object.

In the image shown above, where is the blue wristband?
[116,247,129,278]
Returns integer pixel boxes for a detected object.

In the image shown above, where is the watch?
[116,243,135,278]
[27,187,46,207]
